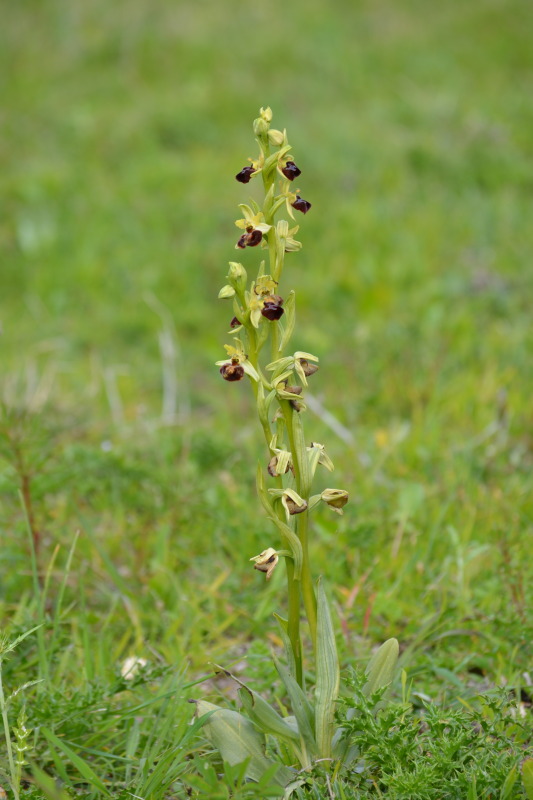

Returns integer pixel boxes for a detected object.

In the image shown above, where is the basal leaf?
[195,700,292,786]
[363,638,399,698]
[314,579,340,758]
[522,759,533,800]
[272,654,315,758]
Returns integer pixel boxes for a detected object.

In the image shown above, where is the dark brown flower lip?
[281,161,301,180]
[235,166,256,183]
[298,358,319,377]
[261,302,284,321]
[247,229,263,247]
[220,363,245,381]
[230,316,241,329]
[291,196,312,214]
[285,497,308,514]
[284,384,302,395]
[254,555,276,572]
[236,228,263,249]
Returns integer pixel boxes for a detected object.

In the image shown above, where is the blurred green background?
[1,0,532,678]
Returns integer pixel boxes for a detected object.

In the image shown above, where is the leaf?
[522,759,533,800]
[194,700,292,786]
[363,638,399,698]
[272,654,316,756]
[40,727,111,795]
[279,291,295,352]
[467,774,478,800]
[274,614,297,681]
[314,579,340,758]
[211,663,300,746]
[31,765,75,800]
[0,624,44,660]
[500,765,518,800]
[238,687,299,743]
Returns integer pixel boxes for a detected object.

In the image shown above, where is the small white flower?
[121,656,148,680]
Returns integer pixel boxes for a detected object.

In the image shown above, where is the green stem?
[247,327,304,684]
[0,664,19,800]
[258,142,306,682]
[281,402,317,648]
[285,554,303,686]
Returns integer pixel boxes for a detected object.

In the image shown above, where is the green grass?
[1,0,532,796]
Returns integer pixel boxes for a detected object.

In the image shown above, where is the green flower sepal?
[235,206,271,236]
[269,488,308,521]
[266,351,319,386]
[307,442,334,476]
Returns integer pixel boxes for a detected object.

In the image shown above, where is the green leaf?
[194,700,292,786]
[314,579,340,758]
[363,638,399,698]
[274,614,297,681]
[279,291,295,352]
[238,687,299,743]
[31,764,75,800]
[467,774,478,800]
[41,727,111,795]
[499,765,518,800]
[272,654,316,755]
[522,759,533,800]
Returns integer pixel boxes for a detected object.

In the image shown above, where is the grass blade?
[41,727,110,796]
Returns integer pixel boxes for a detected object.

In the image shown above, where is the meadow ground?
[1,0,532,796]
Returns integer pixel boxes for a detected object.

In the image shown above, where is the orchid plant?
[194,108,399,794]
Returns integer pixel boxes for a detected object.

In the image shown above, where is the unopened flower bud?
[292,196,312,214]
[268,129,285,146]
[235,166,256,183]
[260,107,273,122]
[281,161,301,180]
[253,117,269,136]
[321,488,349,514]
[220,360,245,382]
[218,284,236,299]
[250,547,278,580]
[227,262,247,293]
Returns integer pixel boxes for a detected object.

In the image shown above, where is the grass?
[1,0,532,796]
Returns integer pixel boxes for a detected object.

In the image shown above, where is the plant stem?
[246,327,304,684]
[282,402,317,647]
[0,663,19,800]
